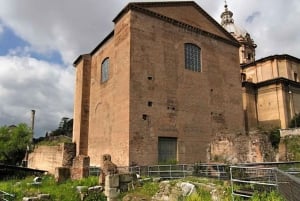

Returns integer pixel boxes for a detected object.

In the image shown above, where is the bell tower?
[221,1,257,64]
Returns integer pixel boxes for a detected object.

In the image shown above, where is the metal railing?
[194,163,229,179]
[147,164,194,179]
[230,166,278,199]
[88,162,300,199]
[276,168,300,201]
[0,190,14,201]
[230,165,300,201]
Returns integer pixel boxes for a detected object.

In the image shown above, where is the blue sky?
[0,23,64,64]
[0,0,299,137]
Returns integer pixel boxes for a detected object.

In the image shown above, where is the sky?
[0,0,299,138]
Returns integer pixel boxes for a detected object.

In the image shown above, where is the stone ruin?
[101,154,138,201]
[54,153,138,201]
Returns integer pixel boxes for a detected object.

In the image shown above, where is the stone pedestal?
[55,167,70,183]
[71,155,90,180]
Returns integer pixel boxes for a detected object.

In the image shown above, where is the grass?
[284,136,300,161]
[0,175,100,201]
[35,136,72,146]
[0,175,286,201]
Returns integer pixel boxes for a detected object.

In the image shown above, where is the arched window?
[184,43,201,72]
[101,58,109,82]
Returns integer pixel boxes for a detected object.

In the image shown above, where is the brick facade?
[73,2,245,167]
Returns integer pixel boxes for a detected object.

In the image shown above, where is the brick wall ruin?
[28,143,76,174]
[209,131,276,163]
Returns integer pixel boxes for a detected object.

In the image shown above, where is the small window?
[148,101,153,107]
[241,73,246,82]
[247,53,251,60]
[184,43,201,72]
[101,58,109,82]
[142,114,148,120]
[294,73,298,82]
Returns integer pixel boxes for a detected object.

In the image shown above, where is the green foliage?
[129,181,159,198]
[0,175,100,201]
[269,128,281,149]
[250,191,285,201]
[158,159,178,165]
[51,117,73,137]
[284,136,300,160]
[84,191,106,201]
[0,123,32,165]
[289,113,300,128]
[193,188,211,201]
[35,135,72,146]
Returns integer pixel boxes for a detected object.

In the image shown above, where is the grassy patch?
[284,136,300,160]
[0,175,100,201]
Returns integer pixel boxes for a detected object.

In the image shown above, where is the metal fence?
[230,166,278,199]
[194,163,229,179]
[118,164,229,179]
[0,190,14,201]
[230,165,300,201]
[276,168,300,201]
[147,164,194,179]
[88,162,300,200]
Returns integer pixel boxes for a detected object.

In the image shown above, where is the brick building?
[72,1,245,167]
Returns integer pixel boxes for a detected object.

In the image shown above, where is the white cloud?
[0,0,299,61]
[0,23,3,35]
[0,56,74,137]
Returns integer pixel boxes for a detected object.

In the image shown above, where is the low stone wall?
[209,131,276,163]
[28,143,75,174]
[280,128,300,137]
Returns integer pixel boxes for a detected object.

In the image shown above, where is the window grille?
[101,58,109,82]
[184,43,201,72]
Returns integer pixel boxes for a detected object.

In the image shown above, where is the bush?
[269,128,280,149]
[289,113,300,128]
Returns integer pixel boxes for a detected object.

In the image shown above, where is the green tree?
[51,117,73,137]
[289,113,300,128]
[0,123,32,165]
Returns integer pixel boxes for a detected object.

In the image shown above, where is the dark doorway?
[158,137,177,163]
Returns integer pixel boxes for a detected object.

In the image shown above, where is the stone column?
[71,155,90,180]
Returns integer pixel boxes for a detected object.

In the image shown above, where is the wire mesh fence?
[88,162,300,200]
[230,166,278,199]
[230,165,300,201]
[276,168,300,201]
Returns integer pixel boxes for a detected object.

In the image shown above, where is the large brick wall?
[73,2,245,167]
[128,8,243,165]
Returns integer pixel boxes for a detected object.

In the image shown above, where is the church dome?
[220,2,257,64]
[222,22,248,38]
[220,4,248,39]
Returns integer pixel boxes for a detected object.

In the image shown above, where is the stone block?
[119,173,133,183]
[88,185,103,192]
[104,187,119,198]
[55,167,70,183]
[37,194,51,200]
[105,174,119,188]
[76,186,88,193]
[71,155,90,180]
[22,197,39,201]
